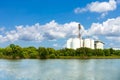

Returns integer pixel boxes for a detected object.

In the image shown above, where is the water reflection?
[0,59,120,80]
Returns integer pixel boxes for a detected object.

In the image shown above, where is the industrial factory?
[67,24,104,50]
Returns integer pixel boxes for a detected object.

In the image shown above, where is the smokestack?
[78,24,81,39]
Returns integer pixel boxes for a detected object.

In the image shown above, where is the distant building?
[94,41,104,49]
[84,38,95,49]
[67,38,104,49]
[67,38,83,50]
[66,23,104,50]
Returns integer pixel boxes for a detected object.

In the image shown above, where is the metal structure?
[78,24,81,39]
[66,23,104,49]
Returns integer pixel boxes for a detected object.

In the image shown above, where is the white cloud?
[1,17,120,48]
[74,0,117,17]
[0,35,8,43]
[87,17,120,41]
[106,36,120,41]
[53,43,58,47]
[6,30,19,42]
[88,0,116,13]
[100,12,108,19]
[74,8,87,13]
[16,24,44,41]
[0,27,5,32]
[0,20,85,42]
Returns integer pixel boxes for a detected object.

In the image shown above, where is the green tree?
[38,47,49,59]
[0,48,4,58]
[104,49,111,56]
[114,50,120,56]
[109,48,114,55]
[49,54,56,59]
[76,47,86,56]
[95,49,104,56]
[46,48,56,55]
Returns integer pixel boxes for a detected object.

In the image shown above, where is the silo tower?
[78,24,81,39]
[78,24,83,47]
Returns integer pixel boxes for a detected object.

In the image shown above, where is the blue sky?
[0,0,120,49]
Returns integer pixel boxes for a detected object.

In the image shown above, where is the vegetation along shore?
[0,44,120,59]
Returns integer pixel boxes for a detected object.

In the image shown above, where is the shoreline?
[1,56,120,59]
[57,56,120,59]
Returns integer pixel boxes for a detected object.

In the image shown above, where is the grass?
[57,55,120,59]
[1,55,120,59]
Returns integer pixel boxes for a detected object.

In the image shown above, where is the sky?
[0,0,120,49]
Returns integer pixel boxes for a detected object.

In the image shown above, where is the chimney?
[78,24,81,39]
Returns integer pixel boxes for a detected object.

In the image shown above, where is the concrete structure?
[95,41,104,49]
[84,38,94,49]
[67,38,104,49]
[72,38,81,50]
[67,38,84,50]
[79,38,84,48]
[66,23,104,49]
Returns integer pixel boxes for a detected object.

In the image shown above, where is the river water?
[0,59,120,80]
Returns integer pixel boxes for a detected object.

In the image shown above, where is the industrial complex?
[67,24,104,50]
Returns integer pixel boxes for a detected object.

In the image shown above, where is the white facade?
[95,41,104,49]
[67,38,104,49]
[67,38,83,50]
[90,39,95,49]
[72,38,80,49]
[80,39,84,48]
[84,38,94,49]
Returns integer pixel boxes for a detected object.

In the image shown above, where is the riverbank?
[0,44,120,59]
[1,55,120,59]
[57,56,120,59]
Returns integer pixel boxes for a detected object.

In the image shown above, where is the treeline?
[0,44,120,59]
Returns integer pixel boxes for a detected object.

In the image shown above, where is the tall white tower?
[66,23,83,49]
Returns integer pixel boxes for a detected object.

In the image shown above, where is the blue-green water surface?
[0,59,120,80]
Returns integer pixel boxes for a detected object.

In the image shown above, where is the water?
[0,59,120,80]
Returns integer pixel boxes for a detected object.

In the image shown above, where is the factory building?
[66,24,104,50]
[84,38,95,49]
[67,38,83,50]
[95,41,104,49]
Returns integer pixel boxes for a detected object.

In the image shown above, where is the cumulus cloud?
[6,30,19,42]
[74,8,87,13]
[0,35,8,42]
[1,17,120,48]
[53,43,58,47]
[0,27,5,32]
[87,17,120,41]
[88,0,116,13]
[106,36,120,41]
[0,20,85,43]
[74,0,117,17]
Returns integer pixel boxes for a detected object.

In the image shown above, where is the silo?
[84,38,91,48]
[90,39,94,49]
[80,39,84,48]
[67,38,72,48]
[84,38,95,49]
[72,38,80,50]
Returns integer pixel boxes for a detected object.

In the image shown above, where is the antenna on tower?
[78,24,81,39]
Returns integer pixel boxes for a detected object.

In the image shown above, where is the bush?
[49,54,56,59]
